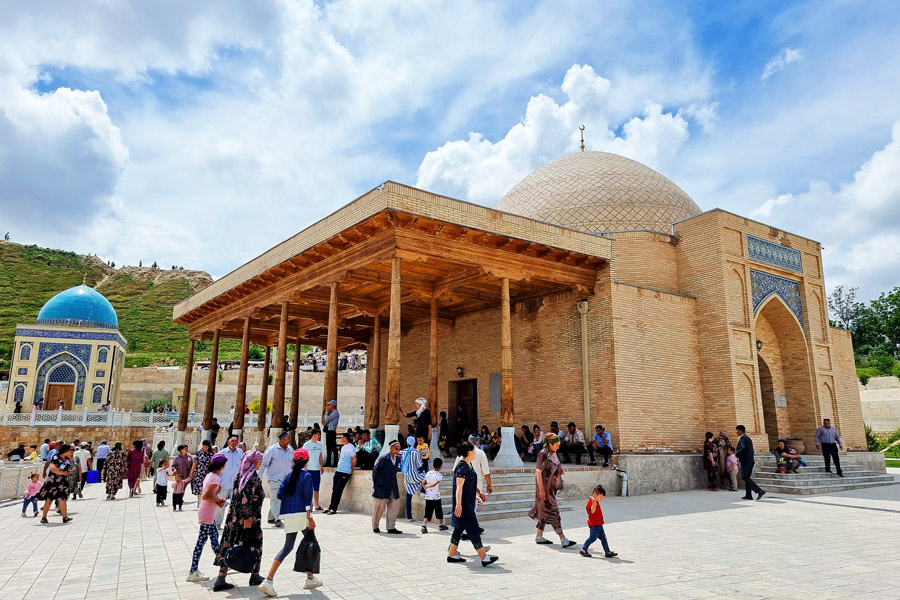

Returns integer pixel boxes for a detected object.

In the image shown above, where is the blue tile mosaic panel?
[17,368,27,375]
[14,385,25,403]
[750,269,804,329]
[96,370,106,378]
[16,327,127,348]
[19,343,32,361]
[747,235,803,273]
[98,346,109,363]
[92,385,104,403]
[37,342,91,366]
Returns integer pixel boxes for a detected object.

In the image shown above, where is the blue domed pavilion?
[8,285,127,410]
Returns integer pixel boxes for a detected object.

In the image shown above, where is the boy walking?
[580,484,617,558]
[421,458,448,533]
[172,470,188,511]
[155,458,169,506]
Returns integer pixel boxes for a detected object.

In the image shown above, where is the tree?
[869,287,900,356]
[827,285,858,330]
[248,344,265,360]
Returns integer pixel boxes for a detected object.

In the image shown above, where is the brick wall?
[0,426,156,456]
[830,328,867,448]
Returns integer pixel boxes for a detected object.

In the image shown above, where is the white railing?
[0,463,40,501]
[0,409,366,430]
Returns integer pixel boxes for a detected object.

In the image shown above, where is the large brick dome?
[495,151,701,234]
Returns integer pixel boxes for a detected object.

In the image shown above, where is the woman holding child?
[703,432,718,491]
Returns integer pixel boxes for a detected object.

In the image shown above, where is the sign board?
[775,394,787,408]
[489,372,501,412]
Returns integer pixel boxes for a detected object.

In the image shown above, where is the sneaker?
[186,571,209,582]
[536,537,553,545]
[267,518,276,524]
[481,555,499,567]
[373,528,380,534]
[407,517,415,522]
[421,525,428,534]
[756,490,767,501]
[20,513,26,518]
[248,574,264,586]
[580,550,591,558]
[605,551,618,558]
[274,520,284,527]
[303,576,323,589]
[386,528,403,534]
[561,539,577,548]
[213,580,234,592]
[438,524,448,531]
[258,580,277,597]
[837,472,844,478]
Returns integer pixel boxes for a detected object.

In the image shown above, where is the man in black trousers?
[735,425,766,501]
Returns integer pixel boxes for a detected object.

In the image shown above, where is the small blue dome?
[36,285,119,329]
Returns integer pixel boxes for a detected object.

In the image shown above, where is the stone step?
[441,504,574,522]
[440,497,540,513]
[754,470,886,480]
[755,474,895,486]
[759,480,898,495]
[756,465,868,473]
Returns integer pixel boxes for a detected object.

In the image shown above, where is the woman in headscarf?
[257,448,320,596]
[405,397,432,443]
[192,440,214,497]
[714,431,730,488]
[127,440,145,496]
[102,442,128,499]
[446,441,498,566]
[529,433,576,548]
[402,438,426,521]
[212,449,265,591]
[703,432,718,491]
[172,444,195,497]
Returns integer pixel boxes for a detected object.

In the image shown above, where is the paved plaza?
[1,476,899,600]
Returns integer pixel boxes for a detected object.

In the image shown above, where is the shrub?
[268,372,274,384]
[866,425,880,451]
[248,397,272,415]
[141,397,171,413]
[893,363,900,379]
[866,347,897,376]
[857,367,880,385]
[885,445,900,458]
[248,345,265,360]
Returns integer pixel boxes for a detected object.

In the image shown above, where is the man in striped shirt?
[815,418,844,477]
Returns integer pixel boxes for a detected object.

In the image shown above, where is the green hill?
[0,241,240,368]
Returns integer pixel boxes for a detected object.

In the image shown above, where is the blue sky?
[1,0,898,302]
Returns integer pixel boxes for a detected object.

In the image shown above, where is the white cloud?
[751,119,900,300]
[416,64,692,205]
[761,47,804,80]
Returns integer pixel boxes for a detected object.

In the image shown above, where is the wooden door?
[46,384,75,410]
[449,379,478,444]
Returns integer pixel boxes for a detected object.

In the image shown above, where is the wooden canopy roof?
[173,182,611,349]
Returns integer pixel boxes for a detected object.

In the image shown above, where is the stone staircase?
[436,470,574,521]
[754,455,896,495]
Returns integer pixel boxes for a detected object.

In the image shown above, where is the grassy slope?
[0,242,242,367]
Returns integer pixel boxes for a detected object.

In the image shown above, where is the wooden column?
[202,329,220,433]
[233,317,251,431]
[500,277,514,427]
[177,339,195,432]
[322,282,340,414]
[272,301,289,431]
[256,346,270,431]
[290,328,301,430]
[364,313,382,429]
[428,296,439,427]
[385,256,402,425]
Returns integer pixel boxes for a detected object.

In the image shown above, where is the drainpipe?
[576,301,591,431]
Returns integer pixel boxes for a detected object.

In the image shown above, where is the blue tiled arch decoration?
[34,353,88,405]
[19,343,32,361]
[92,385,105,404]
[14,385,26,403]
[750,269,804,330]
[98,346,109,363]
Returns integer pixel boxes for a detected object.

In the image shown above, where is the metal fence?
[0,409,366,430]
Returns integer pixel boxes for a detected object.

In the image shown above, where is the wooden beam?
[202,330,220,433]
[500,278,514,427]
[365,313,381,430]
[322,282,339,415]
[234,317,251,431]
[257,346,270,431]
[272,301,289,431]
[432,267,486,294]
[178,340,195,432]
[385,256,402,425]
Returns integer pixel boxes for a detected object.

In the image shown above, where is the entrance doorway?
[758,357,778,449]
[448,379,478,445]
[45,384,75,410]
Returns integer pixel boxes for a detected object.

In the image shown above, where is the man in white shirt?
[216,436,244,526]
[302,429,325,510]
[73,443,92,499]
[95,439,111,480]
[261,431,293,526]
[455,433,493,495]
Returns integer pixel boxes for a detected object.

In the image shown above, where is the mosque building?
[171,150,866,458]
[7,285,126,410]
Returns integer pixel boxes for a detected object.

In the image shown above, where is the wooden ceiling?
[181,209,606,349]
